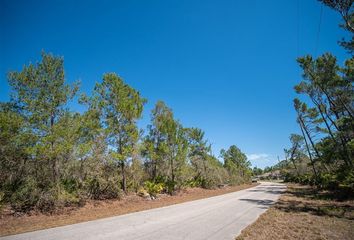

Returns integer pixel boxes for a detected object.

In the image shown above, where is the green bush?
[10,178,40,212]
[183,178,202,188]
[62,178,80,194]
[342,171,354,188]
[165,180,176,194]
[36,187,84,213]
[58,189,84,206]
[0,191,4,212]
[87,177,122,200]
[36,188,57,212]
[144,181,164,197]
[338,170,354,196]
[318,173,338,189]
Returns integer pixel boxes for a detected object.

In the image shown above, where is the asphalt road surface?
[2,182,286,240]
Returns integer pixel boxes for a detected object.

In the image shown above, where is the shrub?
[318,173,338,190]
[137,187,149,198]
[144,181,164,198]
[164,180,176,194]
[183,178,202,188]
[58,189,84,206]
[228,174,244,186]
[87,177,122,200]
[342,171,354,188]
[10,178,40,212]
[62,178,80,194]
[338,170,354,196]
[36,188,57,212]
[0,191,4,212]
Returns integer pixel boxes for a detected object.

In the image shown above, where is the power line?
[297,0,300,58]
[296,0,302,78]
[315,4,324,57]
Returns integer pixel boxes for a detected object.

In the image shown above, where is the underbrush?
[3,177,123,214]
[2,174,251,214]
[283,170,354,199]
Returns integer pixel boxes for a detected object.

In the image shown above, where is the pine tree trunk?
[50,113,59,193]
[289,142,299,176]
[121,161,127,193]
[298,117,318,180]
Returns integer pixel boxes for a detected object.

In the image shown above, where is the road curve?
[2,182,286,240]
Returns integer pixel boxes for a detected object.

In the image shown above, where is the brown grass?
[236,184,354,240]
[0,183,257,237]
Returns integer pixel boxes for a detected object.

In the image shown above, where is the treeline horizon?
[0,52,253,213]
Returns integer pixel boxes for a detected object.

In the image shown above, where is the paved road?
[2,182,286,240]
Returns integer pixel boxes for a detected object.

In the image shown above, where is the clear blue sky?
[0,0,350,168]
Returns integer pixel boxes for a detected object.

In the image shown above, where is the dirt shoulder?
[0,183,257,237]
[236,183,354,240]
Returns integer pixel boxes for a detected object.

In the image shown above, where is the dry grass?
[236,184,354,240]
[0,183,257,237]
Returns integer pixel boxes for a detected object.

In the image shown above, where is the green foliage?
[319,0,353,53]
[1,51,251,213]
[280,0,354,193]
[0,192,4,211]
[87,177,122,200]
[143,181,164,198]
[142,101,190,193]
[252,167,263,176]
[10,178,40,212]
[183,178,202,188]
[94,73,146,192]
[164,180,177,194]
[221,145,252,183]
[340,170,354,193]
[127,158,146,192]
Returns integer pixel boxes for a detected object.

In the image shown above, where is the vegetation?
[0,184,255,237]
[276,0,354,194]
[0,53,252,213]
[236,184,354,240]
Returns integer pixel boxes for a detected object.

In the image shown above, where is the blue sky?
[0,0,350,168]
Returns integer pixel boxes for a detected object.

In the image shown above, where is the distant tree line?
[0,53,252,213]
[282,0,353,193]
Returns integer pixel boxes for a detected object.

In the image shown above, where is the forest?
[0,54,252,213]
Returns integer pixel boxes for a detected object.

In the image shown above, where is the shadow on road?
[239,198,275,209]
[247,185,286,195]
[248,189,285,195]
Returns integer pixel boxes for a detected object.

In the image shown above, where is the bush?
[59,189,84,206]
[144,181,164,198]
[228,174,244,186]
[38,189,84,212]
[337,170,354,196]
[10,178,40,212]
[62,178,80,194]
[87,177,122,200]
[164,180,176,194]
[341,171,354,189]
[183,178,202,188]
[137,187,149,198]
[36,188,57,212]
[0,191,4,212]
[299,174,311,185]
[318,173,338,190]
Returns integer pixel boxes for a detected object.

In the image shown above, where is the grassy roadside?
[0,183,257,237]
[236,183,354,240]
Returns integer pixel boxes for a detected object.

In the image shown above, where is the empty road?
[2,182,286,240]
